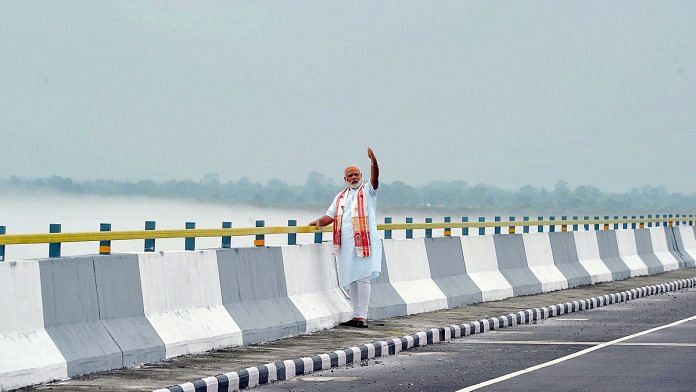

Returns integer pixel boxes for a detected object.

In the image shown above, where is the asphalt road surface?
[255,288,696,392]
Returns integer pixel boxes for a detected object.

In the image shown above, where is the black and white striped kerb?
[154,277,696,392]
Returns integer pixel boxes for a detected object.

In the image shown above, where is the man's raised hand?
[367,147,376,163]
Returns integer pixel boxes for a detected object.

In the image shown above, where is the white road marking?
[456,314,696,391]
[297,376,361,382]
[455,340,696,347]
[549,318,589,321]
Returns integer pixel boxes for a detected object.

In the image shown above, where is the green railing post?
[584,216,590,231]
[690,214,694,226]
[444,216,451,237]
[613,215,619,230]
[549,216,556,233]
[185,222,196,250]
[287,220,296,245]
[313,225,322,243]
[144,221,156,252]
[49,223,61,258]
[523,216,530,233]
[622,215,628,230]
[222,221,232,248]
[425,217,433,238]
[384,217,392,240]
[538,216,544,233]
[462,216,469,236]
[479,217,485,236]
[675,214,680,226]
[508,216,516,234]
[494,216,501,235]
[256,220,268,246]
[594,216,600,231]
[655,214,661,228]
[0,226,5,262]
[572,216,578,231]
[648,214,653,228]
[406,217,413,239]
[99,223,111,255]
[631,216,636,230]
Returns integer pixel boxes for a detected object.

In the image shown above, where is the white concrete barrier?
[647,228,680,272]
[522,233,568,292]
[460,236,514,302]
[675,226,696,266]
[138,251,242,358]
[615,230,649,277]
[281,244,352,331]
[2,224,694,390]
[382,239,448,315]
[0,261,67,391]
[572,231,613,283]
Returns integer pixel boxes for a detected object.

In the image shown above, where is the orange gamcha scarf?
[333,184,371,257]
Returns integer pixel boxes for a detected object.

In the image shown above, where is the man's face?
[344,166,362,189]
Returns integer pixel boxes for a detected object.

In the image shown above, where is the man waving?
[309,147,382,328]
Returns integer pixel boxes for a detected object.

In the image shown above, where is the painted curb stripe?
[156,277,696,392]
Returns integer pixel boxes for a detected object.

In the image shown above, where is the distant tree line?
[2,173,695,215]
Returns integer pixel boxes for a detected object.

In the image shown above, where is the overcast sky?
[1,1,694,192]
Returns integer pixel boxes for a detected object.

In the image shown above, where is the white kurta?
[326,182,382,289]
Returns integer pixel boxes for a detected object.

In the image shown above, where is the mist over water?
[1,190,493,261]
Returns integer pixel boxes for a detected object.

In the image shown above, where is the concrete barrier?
[39,257,122,377]
[424,237,483,308]
[460,236,514,302]
[368,245,408,320]
[548,232,592,288]
[595,231,632,281]
[217,247,306,345]
[673,226,696,268]
[94,254,165,367]
[280,244,352,331]
[138,251,242,358]
[572,231,613,284]
[493,234,543,296]
[650,227,680,271]
[632,229,666,274]
[0,260,67,391]
[2,224,695,390]
[614,230,650,277]
[522,233,568,292]
[380,239,448,315]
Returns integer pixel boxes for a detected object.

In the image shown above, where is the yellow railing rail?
[0,214,692,259]
[0,217,693,245]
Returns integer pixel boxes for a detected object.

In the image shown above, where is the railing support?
[99,223,111,255]
[144,221,156,252]
[185,222,196,250]
[49,224,61,258]
[222,221,232,248]
[287,220,296,245]
[256,220,266,246]
[0,226,5,262]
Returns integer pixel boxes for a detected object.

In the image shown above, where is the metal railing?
[0,214,693,260]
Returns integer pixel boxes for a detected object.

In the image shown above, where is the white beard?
[348,180,362,189]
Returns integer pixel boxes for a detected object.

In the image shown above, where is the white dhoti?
[326,182,382,318]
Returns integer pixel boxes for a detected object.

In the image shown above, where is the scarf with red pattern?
[333,184,371,257]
